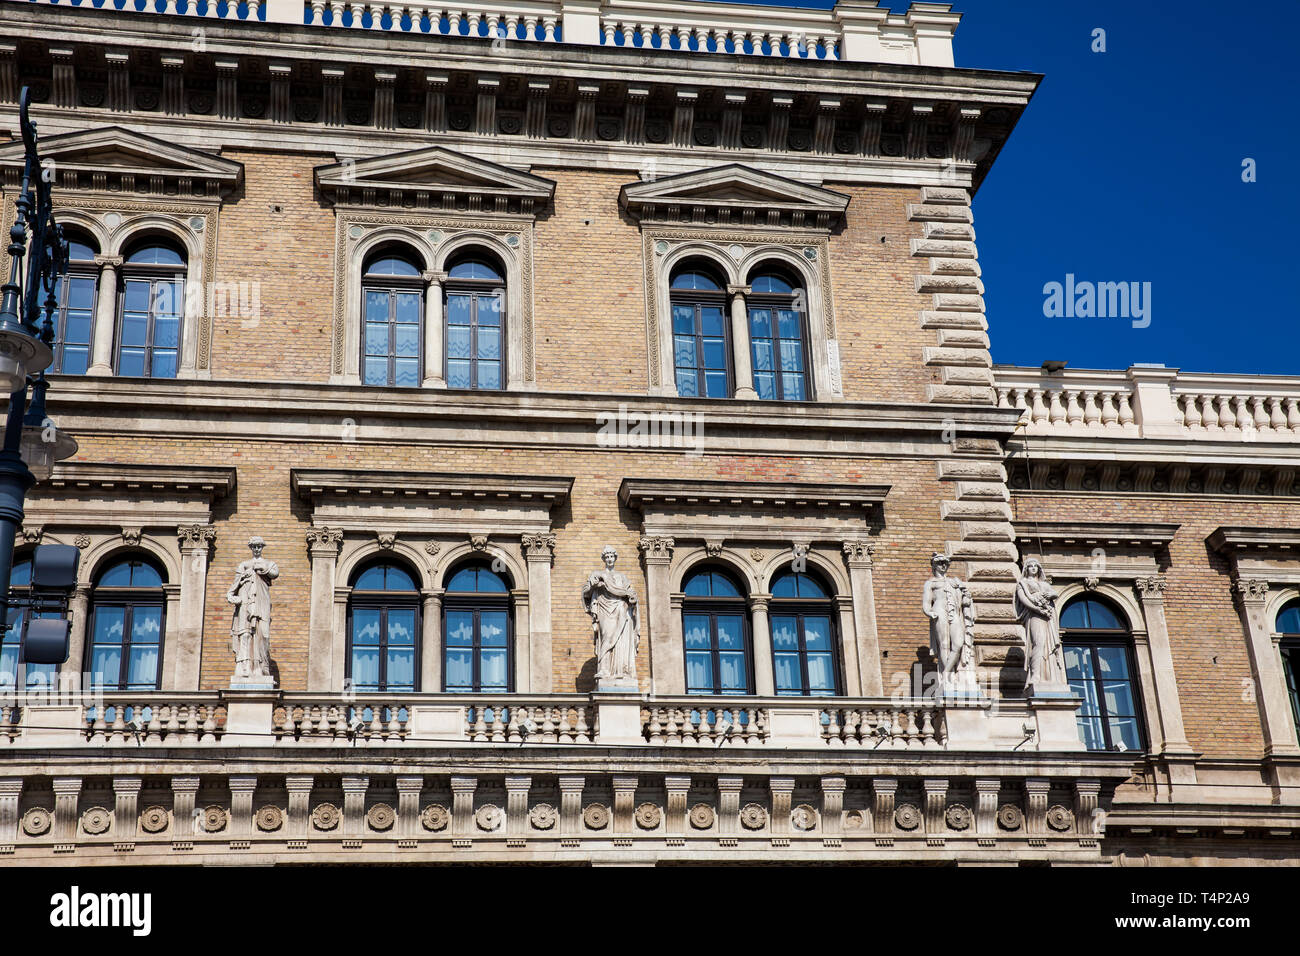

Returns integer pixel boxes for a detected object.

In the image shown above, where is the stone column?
[1134,576,1196,767]
[769,777,795,842]
[505,776,531,845]
[833,594,861,696]
[717,777,743,841]
[727,284,757,399]
[522,532,556,693]
[112,776,142,845]
[842,540,884,696]
[420,587,443,693]
[65,584,90,682]
[639,535,680,694]
[171,524,214,690]
[558,776,584,844]
[228,776,257,839]
[511,589,530,691]
[750,594,774,696]
[872,778,897,842]
[922,778,948,844]
[396,776,423,844]
[821,776,846,845]
[341,776,368,840]
[1234,578,1300,756]
[421,270,447,388]
[0,779,22,850]
[1024,778,1050,840]
[305,528,343,690]
[87,255,122,376]
[664,776,690,842]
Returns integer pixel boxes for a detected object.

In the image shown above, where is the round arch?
[431,543,523,593]
[433,231,517,277]
[757,549,850,598]
[1265,586,1300,632]
[669,548,759,596]
[54,211,110,256]
[1052,582,1145,634]
[336,540,435,593]
[661,244,739,288]
[79,535,180,589]
[352,228,435,275]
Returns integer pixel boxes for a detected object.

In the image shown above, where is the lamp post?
[0,87,76,621]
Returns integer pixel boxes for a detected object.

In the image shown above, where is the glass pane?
[91,646,122,687]
[445,610,474,646]
[805,652,835,694]
[384,565,416,591]
[754,370,776,400]
[351,608,381,646]
[1103,680,1136,716]
[93,606,126,644]
[477,293,503,326]
[771,617,798,650]
[779,339,803,373]
[387,648,415,690]
[355,565,386,590]
[449,259,502,281]
[671,270,720,291]
[1063,644,1093,680]
[477,326,501,360]
[1073,677,1102,718]
[672,304,695,334]
[673,334,697,370]
[802,616,832,651]
[124,281,151,313]
[477,360,501,389]
[129,562,162,588]
[154,314,180,349]
[700,306,725,337]
[367,255,420,277]
[444,649,473,690]
[711,573,741,597]
[351,648,379,690]
[686,652,714,694]
[675,370,698,397]
[446,294,472,325]
[1109,717,1142,751]
[751,273,794,295]
[68,276,96,310]
[446,324,472,360]
[777,309,801,338]
[719,651,747,691]
[782,372,805,401]
[395,292,421,323]
[67,239,97,261]
[58,345,88,375]
[10,561,31,588]
[771,573,797,599]
[65,310,92,344]
[704,371,728,398]
[1086,600,1123,629]
[477,568,509,593]
[748,308,772,338]
[702,339,727,369]
[447,567,478,592]
[1095,646,1130,679]
[363,357,388,385]
[1059,600,1089,629]
[751,339,774,372]
[126,645,160,689]
[117,347,145,377]
[479,611,508,646]
[128,243,184,266]
[387,609,416,645]
[364,323,389,356]
[154,281,182,316]
[132,607,163,644]
[1076,716,1106,751]
[151,349,178,379]
[480,649,508,689]
[773,653,801,694]
[394,357,419,388]
[98,561,132,588]
[683,614,712,647]
[796,574,827,598]
[716,615,744,649]
[121,310,149,347]
[1277,602,1300,634]
[446,359,471,389]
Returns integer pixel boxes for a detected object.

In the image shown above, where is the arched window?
[1060,595,1144,752]
[0,556,59,690]
[1277,598,1300,736]
[117,238,186,378]
[682,567,751,695]
[443,560,512,692]
[361,248,423,387]
[445,252,505,390]
[89,555,166,691]
[347,560,420,692]
[747,267,809,401]
[670,262,730,398]
[51,233,99,374]
[769,567,839,696]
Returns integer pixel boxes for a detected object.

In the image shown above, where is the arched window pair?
[670,261,809,401]
[1060,595,1144,752]
[361,247,505,390]
[683,565,838,696]
[50,231,186,379]
[345,559,512,693]
[0,554,166,691]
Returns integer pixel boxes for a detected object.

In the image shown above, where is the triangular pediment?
[0,126,242,199]
[620,164,849,229]
[315,146,555,216]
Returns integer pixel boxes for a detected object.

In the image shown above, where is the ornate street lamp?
[0,87,76,621]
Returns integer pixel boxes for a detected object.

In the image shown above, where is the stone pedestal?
[1028,694,1085,751]
[940,700,993,749]
[592,692,643,745]
[220,689,279,745]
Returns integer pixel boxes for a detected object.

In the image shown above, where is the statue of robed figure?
[227,535,279,686]
[582,546,640,690]
[1014,557,1070,695]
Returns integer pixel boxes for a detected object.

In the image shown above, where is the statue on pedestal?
[1014,557,1069,694]
[922,552,979,695]
[582,546,640,690]
[227,535,279,686]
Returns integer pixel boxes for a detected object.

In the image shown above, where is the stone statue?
[922,552,978,695]
[1015,557,1069,694]
[582,546,640,690]
[227,535,279,686]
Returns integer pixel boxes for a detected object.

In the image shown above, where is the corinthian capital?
[176,524,216,550]
[521,532,557,560]
[1134,575,1167,601]
[638,535,674,563]
[841,539,875,567]
[305,527,343,554]
[1232,576,1270,603]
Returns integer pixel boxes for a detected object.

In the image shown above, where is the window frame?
[87,556,167,692]
[1277,598,1300,736]
[345,562,422,693]
[441,562,514,693]
[115,243,187,379]
[359,253,425,389]
[681,568,753,696]
[669,267,732,399]
[768,569,841,697]
[746,270,811,402]
[1060,597,1147,753]
[443,257,507,392]
[51,239,99,375]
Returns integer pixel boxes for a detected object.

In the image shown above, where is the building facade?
[0,0,1295,866]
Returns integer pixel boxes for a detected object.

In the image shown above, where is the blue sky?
[727,0,1299,375]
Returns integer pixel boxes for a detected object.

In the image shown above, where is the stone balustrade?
[15,0,960,66]
[0,689,1077,752]
[995,365,1300,443]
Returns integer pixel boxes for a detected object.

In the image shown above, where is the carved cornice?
[1012,522,1179,549]
[42,462,236,500]
[292,469,572,505]
[1209,527,1300,555]
[621,478,888,512]
[619,163,850,230]
[1010,460,1300,499]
